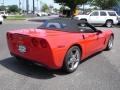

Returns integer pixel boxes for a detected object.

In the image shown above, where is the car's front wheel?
[106,35,114,50]
[63,46,81,73]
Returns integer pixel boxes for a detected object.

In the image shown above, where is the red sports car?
[6,19,114,73]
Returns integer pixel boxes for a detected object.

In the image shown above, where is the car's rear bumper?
[113,20,118,25]
[10,52,51,68]
[9,49,61,69]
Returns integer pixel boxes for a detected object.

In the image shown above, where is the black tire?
[106,20,113,28]
[0,22,2,24]
[106,35,114,50]
[3,16,6,19]
[80,19,87,27]
[15,56,33,65]
[62,46,81,73]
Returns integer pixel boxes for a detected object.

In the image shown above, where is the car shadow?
[0,57,68,79]
[0,51,103,79]
[80,51,103,64]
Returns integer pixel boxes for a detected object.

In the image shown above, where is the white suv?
[0,15,3,24]
[74,10,119,27]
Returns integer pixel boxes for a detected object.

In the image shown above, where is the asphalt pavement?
[0,16,120,90]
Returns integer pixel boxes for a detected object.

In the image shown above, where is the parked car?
[74,10,119,27]
[0,15,3,24]
[36,12,43,16]
[0,11,8,19]
[118,16,120,25]
[36,12,49,16]
[6,19,114,73]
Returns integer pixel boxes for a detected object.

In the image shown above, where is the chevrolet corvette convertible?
[6,19,114,73]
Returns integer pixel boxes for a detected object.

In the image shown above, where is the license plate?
[18,45,27,53]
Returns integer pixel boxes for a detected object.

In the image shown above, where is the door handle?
[82,35,85,39]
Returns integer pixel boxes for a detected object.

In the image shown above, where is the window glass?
[90,12,99,16]
[79,26,95,33]
[108,12,116,16]
[46,22,61,29]
[100,11,107,16]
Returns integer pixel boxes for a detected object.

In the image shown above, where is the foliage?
[8,5,19,13]
[90,0,120,10]
[54,0,88,16]
[41,4,49,12]
[59,6,64,12]
[49,5,54,9]
[7,15,25,20]
[0,5,6,11]
[53,8,58,12]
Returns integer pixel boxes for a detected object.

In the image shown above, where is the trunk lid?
[9,28,68,37]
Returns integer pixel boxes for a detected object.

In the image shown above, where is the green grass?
[6,15,26,20]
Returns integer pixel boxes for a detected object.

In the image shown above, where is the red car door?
[97,32,106,50]
[81,32,100,57]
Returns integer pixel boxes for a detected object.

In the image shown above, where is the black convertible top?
[38,19,97,33]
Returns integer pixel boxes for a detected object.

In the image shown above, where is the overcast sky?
[0,0,60,10]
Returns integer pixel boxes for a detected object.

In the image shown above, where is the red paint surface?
[7,28,113,69]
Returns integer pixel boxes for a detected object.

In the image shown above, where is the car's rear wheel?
[106,35,114,50]
[63,46,81,73]
[106,20,113,27]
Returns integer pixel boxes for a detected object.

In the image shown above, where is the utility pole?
[1,0,4,6]
[19,0,21,9]
[26,0,29,14]
[19,0,21,14]
[37,0,39,12]
[83,4,85,14]
[33,0,35,14]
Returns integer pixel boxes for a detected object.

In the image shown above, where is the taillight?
[40,40,47,48]
[7,33,13,40]
[31,38,48,48]
[31,38,39,47]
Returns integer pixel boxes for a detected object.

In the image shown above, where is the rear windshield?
[37,19,96,33]
[38,20,80,32]
[108,12,116,16]
[40,22,63,29]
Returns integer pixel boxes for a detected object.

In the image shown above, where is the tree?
[90,0,120,10]
[54,0,88,16]
[49,5,54,13]
[41,4,49,12]
[0,5,6,11]
[8,5,19,13]
[59,6,64,12]
[49,5,54,10]
[53,8,58,12]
